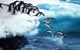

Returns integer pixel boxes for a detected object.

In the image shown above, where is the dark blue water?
[22,1,80,50]
[21,36,80,50]
[22,0,80,50]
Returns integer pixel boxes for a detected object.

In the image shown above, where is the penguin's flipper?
[40,12,45,16]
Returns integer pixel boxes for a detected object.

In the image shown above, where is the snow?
[0,5,40,38]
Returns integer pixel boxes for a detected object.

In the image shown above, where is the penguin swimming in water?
[35,12,45,16]
[57,31,64,37]
[0,3,3,9]
[8,1,19,12]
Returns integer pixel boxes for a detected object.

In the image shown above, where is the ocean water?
[19,36,80,50]
[23,0,80,50]
[0,0,80,50]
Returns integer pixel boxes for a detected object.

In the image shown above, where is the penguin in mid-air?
[0,3,3,9]
[8,1,19,12]
[35,12,45,16]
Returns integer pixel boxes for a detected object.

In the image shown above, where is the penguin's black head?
[20,1,24,4]
[15,1,19,2]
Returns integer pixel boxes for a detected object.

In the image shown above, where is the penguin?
[22,3,33,13]
[23,3,33,13]
[17,1,25,11]
[12,1,26,14]
[35,12,45,16]
[26,6,33,14]
[12,5,18,15]
[44,18,56,21]
[0,3,3,9]
[12,1,19,8]
[8,1,19,12]
[44,18,56,29]
[27,3,33,7]
[56,31,64,38]
[21,3,28,13]
[27,6,39,15]
[32,6,39,13]
[8,5,12,12]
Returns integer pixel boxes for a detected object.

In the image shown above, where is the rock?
[0,36,29,50]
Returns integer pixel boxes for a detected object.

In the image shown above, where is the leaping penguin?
[35,12,45,16]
